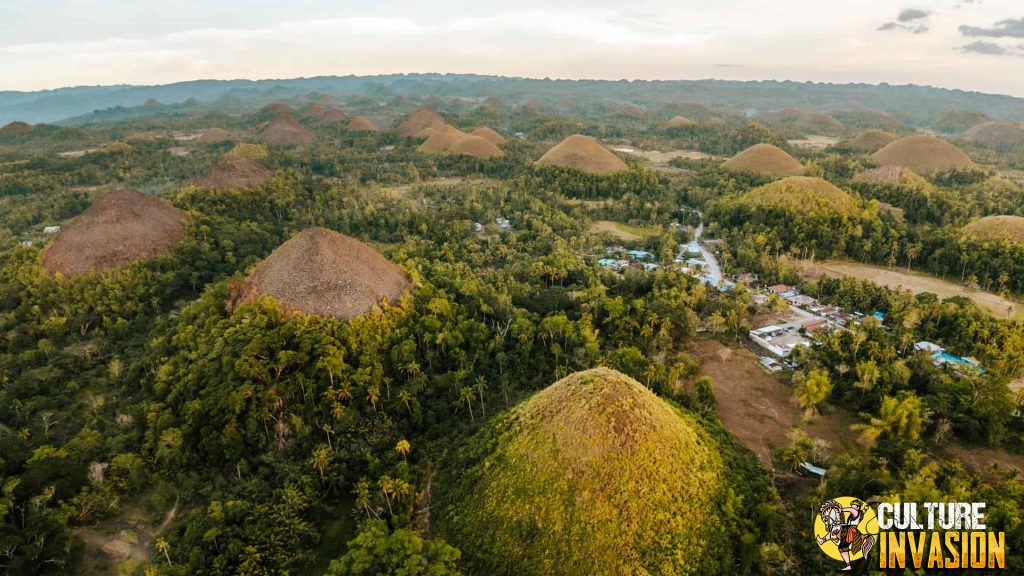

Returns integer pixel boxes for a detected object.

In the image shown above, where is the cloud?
[959,17,1024,38]
[898,9,930,22]
[957,40,1024,56]
[878,8,932,34]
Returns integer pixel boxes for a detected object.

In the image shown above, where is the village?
[596,221,984,377]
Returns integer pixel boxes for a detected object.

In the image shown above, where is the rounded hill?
[721,143,803,176]
[397,106,444,137]
[41,190,189,277]
[843,129,898,152]
[438,368,730,576]
[737,176,859,216]
[199,128,232,143]
[535,134,628,174]
[235,227,412,320]
[196,155,272,190]
[962,215,1024,244]
[470,127,506,145]
[962,122,1024,147]
[663,115,697,129]
[346,116,379,132]
[260,116,314,146]
[0,121,32,137]
[872,134,973,174]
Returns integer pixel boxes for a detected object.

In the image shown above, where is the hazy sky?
[1,1,1023,96]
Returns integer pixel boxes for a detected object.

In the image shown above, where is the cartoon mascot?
[816,499,875,571]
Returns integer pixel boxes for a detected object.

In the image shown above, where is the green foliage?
[327,519,462,576]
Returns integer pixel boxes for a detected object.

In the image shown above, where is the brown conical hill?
[235,227,412,319]
[470,127,506,145]
[962,215,1024,244]
[853,165,917,185]
[871,134,973,174]
[260,116,314,145]
[347,116,379,132]
[397,106,445,137]
[438,368,728,576]
[844,129,898,152]
[196,155,273,190]
[721,143,803,176]
[963,122,1024,147]
[451,135,504,159]
[260,102,295,119]
[663,115,697,129]
[536,134,628,175]
[199,128,233,143]
[318,108,348,125]
[418,132,465,154]
[41,190,188,277]
[417,124,466,138]
[0,121,32,137]
[305,103,329,121]
[738,176,859,216]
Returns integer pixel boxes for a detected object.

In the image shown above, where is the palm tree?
[155,537,172,565]
[395,439,411,462]
[311,444,330,484]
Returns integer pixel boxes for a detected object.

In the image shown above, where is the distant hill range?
[3,73,1024,126]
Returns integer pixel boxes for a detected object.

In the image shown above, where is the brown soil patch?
[196,155,272,190]
[872,134,973,174]
[536,134,628,175]
[800,260,1021,319]
[691,340,857,465]
[235,227,412,319]
[260,116,314,146]
[41,190,189,277]
[946,444,1024,480]
[721,143,803,176]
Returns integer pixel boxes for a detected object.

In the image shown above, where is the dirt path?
[76,495,180,572]
[691,340,858,466]
[800,259,1021,319]
[946,444,1024,480]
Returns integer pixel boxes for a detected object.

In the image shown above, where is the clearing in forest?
[690,340,857,466]
[589,220,661,241]
[800,260,1021,319]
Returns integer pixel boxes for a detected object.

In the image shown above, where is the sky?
[1,1,1023,97]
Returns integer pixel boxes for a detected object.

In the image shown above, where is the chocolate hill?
[235,227,412,319]
[450,135,504,158]
[347,116,379,132]
[721,143,803,176]
[963,215,1024,244]
[260,117,314,146]
[438,368,730,576]
[536,134,628,174]
[663,115,697,129]
[397,106,445,137]
[962,122,1024,147]
[196,156,273,190]
[843,129,898,152]
[737,176,859,216]
[417,131,504,158]
[470,127,506,145]
[41,190,189,277]
[199,128,233,143]
[0,121,32,137]
[871,135,973,174]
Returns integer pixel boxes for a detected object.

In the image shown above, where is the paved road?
[682,214,723,285]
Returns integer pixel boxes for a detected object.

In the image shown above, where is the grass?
[589,220,662,241]
[737,176,859,217]
[962,215,1024,243]
[438,368,731,576]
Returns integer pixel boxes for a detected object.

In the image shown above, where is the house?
[787,294,817,307]
[767,284,792,294]
[735,273,756,286]
[759,356,784,372]
[473,222,484,232]
[803,319,828,333]
[799,462,827,478]
[753,294,769,305]
[626,249,655,262]
[495,217,512,230]
[914,341,944,354]
[20,240,33,247]
[43,225,61,234]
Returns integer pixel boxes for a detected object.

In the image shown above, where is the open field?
[380,176,466,201]
[589,220,662,241]
[690,340,858,465]
[800,260,1021,319]
[787,135,839,149]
